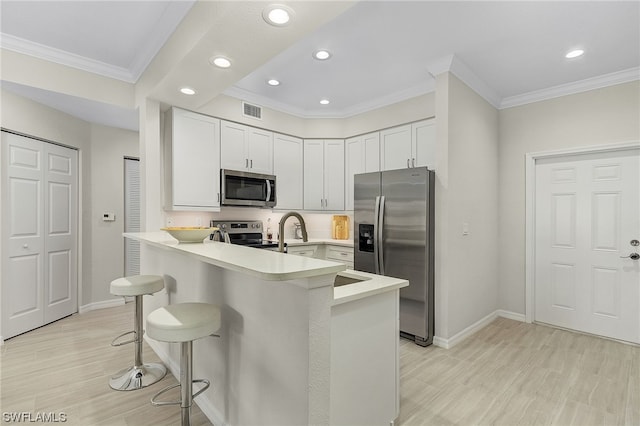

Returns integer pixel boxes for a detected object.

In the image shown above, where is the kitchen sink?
[333,273,368,287]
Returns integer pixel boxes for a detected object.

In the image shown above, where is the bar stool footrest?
[110,330,137,347]
[150,379,211,406]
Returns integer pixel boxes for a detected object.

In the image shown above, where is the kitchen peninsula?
[126,232,408,425]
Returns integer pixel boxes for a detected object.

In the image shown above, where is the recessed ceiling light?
[267,79,281,86]
[320,99,330,105]
[180,87,196,95]
[313,50,332,60]
[565,49,584,59]
[263,4,294,26]
[210,56,231,68]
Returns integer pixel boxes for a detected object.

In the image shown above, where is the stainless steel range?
[210,220,281,250]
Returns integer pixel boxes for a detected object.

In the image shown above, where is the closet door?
[2,131,78,339]
[2,132,45,337]
[43,143,78,324]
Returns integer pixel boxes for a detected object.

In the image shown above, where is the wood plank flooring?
[2,304,638,425]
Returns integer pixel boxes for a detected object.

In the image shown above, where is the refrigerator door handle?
[378,195,386,275]
[373,196,381,274]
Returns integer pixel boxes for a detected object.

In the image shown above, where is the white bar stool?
[109,275,167,391]
[147,302,221,426]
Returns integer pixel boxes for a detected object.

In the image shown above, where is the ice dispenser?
[358,224,374,252]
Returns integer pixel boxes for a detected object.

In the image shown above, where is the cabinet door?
[345,133,379,210]
[412,119,436,169]
[247,128,273,174]
[303,140,325,210]
[364,132,380,173]
[324,140,345,211]
[345,137,365,211]
[172,109,220,208]
[380,124,412,171]
[220,120,248,171]
[273,133,303,210]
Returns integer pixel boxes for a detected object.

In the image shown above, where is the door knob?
[620,252,640,260]
[23,244,28,249]
[630,239,639,247]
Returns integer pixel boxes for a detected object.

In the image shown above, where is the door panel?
[43,143,77,323]
[2,131,77,338]
[535,149,640,343]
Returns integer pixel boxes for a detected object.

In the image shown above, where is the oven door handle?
[265,179,272,203]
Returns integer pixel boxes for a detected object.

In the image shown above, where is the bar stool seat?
[111,275,165,297]
[109,275,166,391]
[147,303,220,426]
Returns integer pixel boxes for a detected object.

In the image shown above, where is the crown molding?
[427,54,502,108]
[500,67,640,109]
[0,33,136,83]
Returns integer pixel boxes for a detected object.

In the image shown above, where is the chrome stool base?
[109,362,167,391]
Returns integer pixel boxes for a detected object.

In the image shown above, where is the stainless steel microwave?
[221,169,276,208]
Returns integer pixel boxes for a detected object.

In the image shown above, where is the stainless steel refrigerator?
[354,167,435,346]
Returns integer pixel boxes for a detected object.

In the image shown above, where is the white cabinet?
[273,133,303,210]
[304,139,345,211]
[287,245,319,257]
[380,119,436,171]
[345,132,380,210]
[412,118,437,169]
[221,120,273,174]
[325,245,354,269]
[164,107,220,210]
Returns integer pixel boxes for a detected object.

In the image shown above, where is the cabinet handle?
[412,158,415,167]
[217,193,220,202]
[250,159,253,169]
[407,159,410,168]
[245,158,248,168]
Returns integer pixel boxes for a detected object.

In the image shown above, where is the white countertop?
[125,232,346,281]
[126,231,406,303]
[332,270,408,306]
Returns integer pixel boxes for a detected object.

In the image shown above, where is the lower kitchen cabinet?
[325,245,354,269]
[287,245,319,257]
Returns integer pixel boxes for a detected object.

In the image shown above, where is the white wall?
[498,80,640,316]
[1,89,140,312]
[89,124,139,305]
[434,73,500,340]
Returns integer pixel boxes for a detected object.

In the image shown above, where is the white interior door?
[43,143,78,323]
[2,132,78,339]
[534,148,640,343]
[2,132,45,337]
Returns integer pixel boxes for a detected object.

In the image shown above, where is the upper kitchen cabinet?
[345,132,380,210]
[164,107,221,211]
[221,120,273,175]
[304,139,345,211]
[273,133,303,210]
[380,119,436,171]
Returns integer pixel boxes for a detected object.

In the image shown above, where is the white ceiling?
[1,1,639,129]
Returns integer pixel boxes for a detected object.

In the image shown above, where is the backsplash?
[161,208,354,240]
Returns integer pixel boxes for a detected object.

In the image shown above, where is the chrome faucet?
[279,212,308,252]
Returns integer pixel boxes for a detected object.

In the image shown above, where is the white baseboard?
[432,309,526,349]
[78,298,124,313]
[496,309,526,323]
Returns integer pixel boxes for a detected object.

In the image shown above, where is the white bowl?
[161,227,217,243]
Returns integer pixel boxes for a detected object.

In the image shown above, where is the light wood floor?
[2,304,639,425]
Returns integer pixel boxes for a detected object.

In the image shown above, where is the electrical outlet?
[196,217,202,227]
[166,216,173,227]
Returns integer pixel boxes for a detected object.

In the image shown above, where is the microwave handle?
[266,179,272,202]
